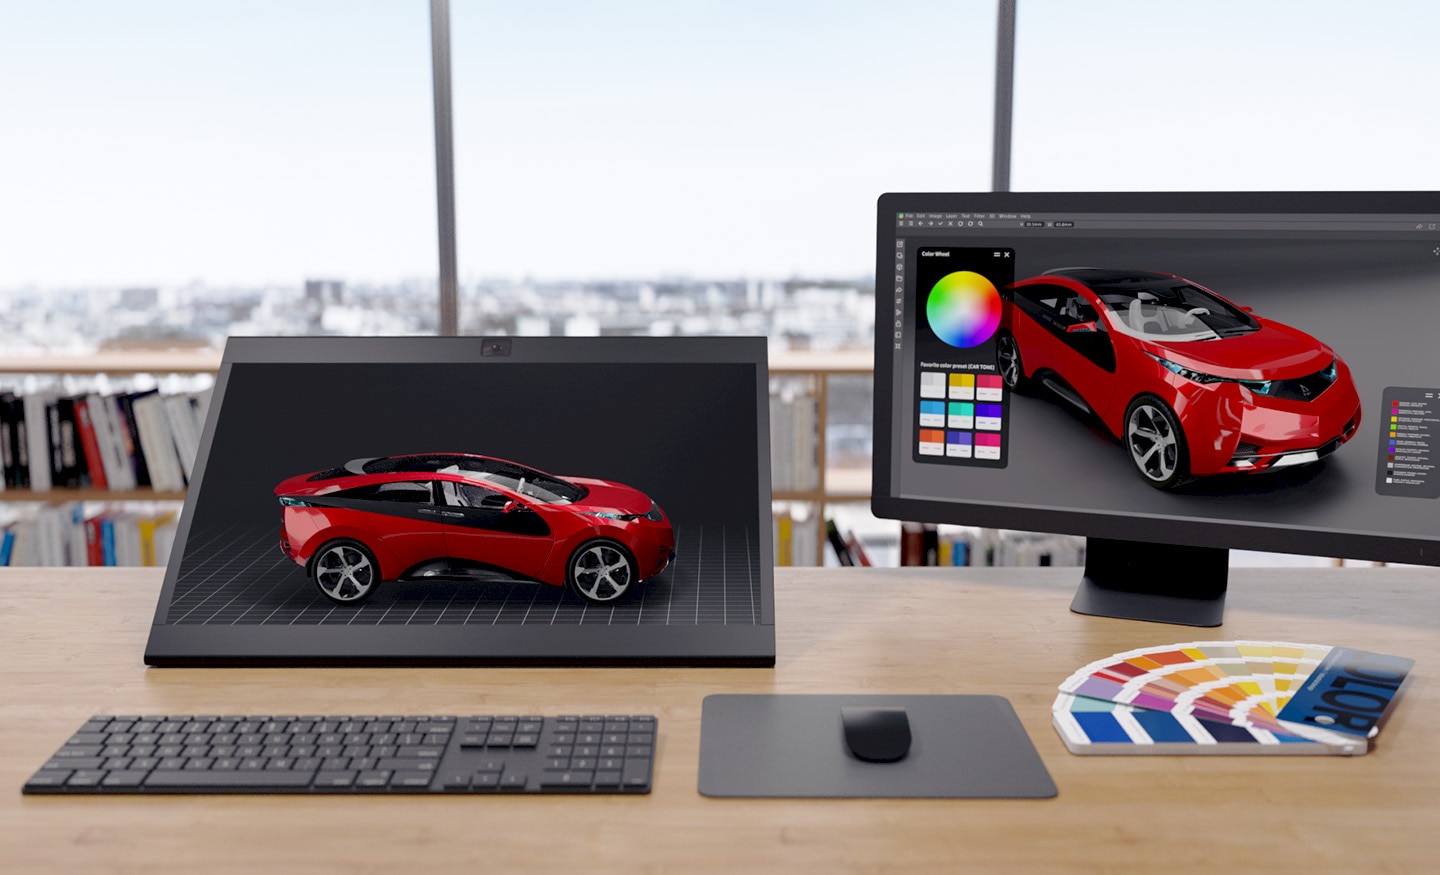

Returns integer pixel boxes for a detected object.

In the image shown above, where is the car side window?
[444,482,510,510]
[335,481,434,503]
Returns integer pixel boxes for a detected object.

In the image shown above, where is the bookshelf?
[0,351,218,504]
[770,350,873,565]
[0,352,219,567]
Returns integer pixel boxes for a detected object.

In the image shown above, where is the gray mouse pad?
[698,694,1057,798]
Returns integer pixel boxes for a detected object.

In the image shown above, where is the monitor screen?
[873,192,1440,624]
[145,336,775,665]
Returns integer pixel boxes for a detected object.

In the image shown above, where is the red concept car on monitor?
[274,453,675,605]
[996,269,1362,490]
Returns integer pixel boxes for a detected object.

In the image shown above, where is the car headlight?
[1147,353,1273,394]
[278,496,314,507]
[581,510,644,521]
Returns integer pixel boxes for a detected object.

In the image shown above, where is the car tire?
[566,538,639,605]
[996,331,1028,391]
[1123,394,1191,490]
[311,538,381,605]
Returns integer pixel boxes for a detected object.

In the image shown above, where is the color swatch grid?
[1051,641,1404,756]
[917,370,1005,463]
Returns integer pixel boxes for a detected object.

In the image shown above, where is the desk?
[3,566,1438,873]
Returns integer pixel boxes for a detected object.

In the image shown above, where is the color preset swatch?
[916,369,1006,465]
[1051,641,1412,756]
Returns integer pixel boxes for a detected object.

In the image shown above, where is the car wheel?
[996,332,1027,391]
[312,539,380,604]
[567,539,638,604]
[1124,395,1190,490]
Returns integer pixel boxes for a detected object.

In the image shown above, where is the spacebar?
[144,770,317,789]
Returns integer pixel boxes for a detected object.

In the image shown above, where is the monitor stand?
[1069,537,1227,627]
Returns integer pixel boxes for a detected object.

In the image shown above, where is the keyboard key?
[622,759,651,788]
[499,772,528,790]
[376,758,436,773]
[473,759,506,773]
[389,771,433,789]
[594,771,622,787]
[471,773,501,789]
[101,771,150,788]
[25,771,72,788]
[540,771,594,789]
[441,772,471,789]
[314,771,358,788]
[356,771,392,788]
[67,770,106,787]
[145,771,315,789]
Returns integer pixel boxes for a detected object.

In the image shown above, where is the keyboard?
[23,714,656,794]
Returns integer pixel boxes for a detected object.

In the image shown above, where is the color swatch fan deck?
[1052,641,1413,756]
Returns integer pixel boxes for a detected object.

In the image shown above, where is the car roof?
[1041,267,1178,289]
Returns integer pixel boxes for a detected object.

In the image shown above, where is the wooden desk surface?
[3,566,1438,873]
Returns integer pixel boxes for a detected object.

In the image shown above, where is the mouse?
[840,705,912,763]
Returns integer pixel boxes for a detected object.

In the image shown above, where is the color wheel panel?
[925,271,1001,348]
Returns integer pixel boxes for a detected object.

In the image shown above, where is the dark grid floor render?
[165,522,761,627]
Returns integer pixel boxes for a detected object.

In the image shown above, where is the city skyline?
[4,2,1438,290]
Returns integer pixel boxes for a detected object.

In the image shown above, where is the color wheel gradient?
[926,271,1002,348]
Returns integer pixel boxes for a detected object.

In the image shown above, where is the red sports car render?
[997,269,1362,490]
[275,453,674,605]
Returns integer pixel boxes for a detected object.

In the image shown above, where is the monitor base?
[1069,537,1228,627]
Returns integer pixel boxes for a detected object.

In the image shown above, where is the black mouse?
[840,706,912,763]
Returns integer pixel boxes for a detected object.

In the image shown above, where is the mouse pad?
[698,694,1057,798]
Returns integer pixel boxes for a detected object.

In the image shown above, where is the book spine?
[74,399,108,490]
[0,393,13,491]
[117,394,152,488]
[776,514,793,566]
[53,397,82,489]
[825,519,855,566]
[23,393,52,491]
[0,527,12,566]
[85,515,104,566]
[101,517,116,566]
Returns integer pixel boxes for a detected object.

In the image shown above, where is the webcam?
[480,337,513,357]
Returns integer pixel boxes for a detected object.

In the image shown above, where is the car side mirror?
[503,500,522,514]
[1240,306,1254,313]
[1066,321,1097,334]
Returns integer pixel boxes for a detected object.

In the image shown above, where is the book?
[22,390,55,492]
[51,397,83,489]
[825,519,855,566]
[115,393,152,488]
[131,391,184,492]
[1052,640,1413,756]
[73,398,108,490]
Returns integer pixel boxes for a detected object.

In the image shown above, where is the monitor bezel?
[872,191,1440,568]
[145,335,777,666]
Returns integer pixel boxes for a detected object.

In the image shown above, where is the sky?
[2,1,1438,288]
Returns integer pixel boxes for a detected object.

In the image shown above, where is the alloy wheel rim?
[1128,404,1178,481]
[572,544,632,602]
[315,545,374,601]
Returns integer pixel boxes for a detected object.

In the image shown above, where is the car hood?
[563,478,654,515]
[1143,318,1334,381]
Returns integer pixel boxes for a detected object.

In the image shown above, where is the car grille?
[1265,365,1336,402]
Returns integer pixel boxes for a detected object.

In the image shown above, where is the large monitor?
[145,336,776,665]
[873,192,1440,625]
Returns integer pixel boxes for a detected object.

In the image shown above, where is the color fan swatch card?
[1052,641,1413,756]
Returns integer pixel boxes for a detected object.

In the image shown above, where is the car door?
[435,480,554,580]
[1032,284,1117,414]
[322,480,447,573]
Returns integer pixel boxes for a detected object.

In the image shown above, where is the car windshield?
[1093,280,1259,341]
